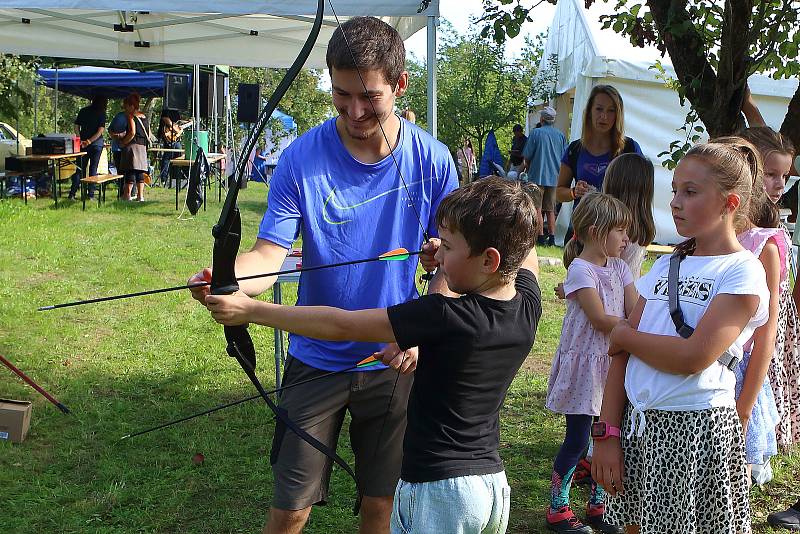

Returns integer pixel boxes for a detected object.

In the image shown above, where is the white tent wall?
[0,2,436,68]
[537,0,798,244]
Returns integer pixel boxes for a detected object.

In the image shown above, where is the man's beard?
[344,122,380,141]
[340,109,392,141]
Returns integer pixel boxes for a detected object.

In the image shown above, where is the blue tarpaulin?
[272,109,296,131]
[479,130,504,177]
[36,66,188,99]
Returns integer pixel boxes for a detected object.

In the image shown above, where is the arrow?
[39,249,421,311]
[0,355,70,414]
[119,356,380,441]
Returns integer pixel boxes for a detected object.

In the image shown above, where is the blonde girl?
[601,154,656,279]
[545,192,637,533]
[593,140,770,534]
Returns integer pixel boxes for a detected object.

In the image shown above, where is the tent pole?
[426,15,437,138]
[54,66,59,131]
[34,81,38,134]
[194,64,201,131]
[15,79,20,155]
[212,65,218,152]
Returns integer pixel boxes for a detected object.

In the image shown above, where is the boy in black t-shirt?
[206,177,542,534]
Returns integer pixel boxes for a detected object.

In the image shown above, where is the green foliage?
[531,52,559,105]
[399,23,542,163]
[0,56,34,123]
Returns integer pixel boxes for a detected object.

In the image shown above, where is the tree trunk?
[647,0,748,136]
[144,97,159,130]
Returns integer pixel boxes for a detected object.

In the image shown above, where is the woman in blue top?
[555,85,642,203]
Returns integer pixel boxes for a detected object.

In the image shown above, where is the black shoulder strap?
[567,140,582,176]
[668,252,739,370]
[668,252,695,339]
[622,136,635,154]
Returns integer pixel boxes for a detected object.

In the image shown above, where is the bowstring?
[326,3,438,476]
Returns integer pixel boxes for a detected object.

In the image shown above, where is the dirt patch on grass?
[520,351,553,376]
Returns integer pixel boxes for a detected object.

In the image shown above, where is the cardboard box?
[0,399,32,443]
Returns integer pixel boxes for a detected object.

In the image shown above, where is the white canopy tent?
[0,0,441,135]
[533,0,799,244]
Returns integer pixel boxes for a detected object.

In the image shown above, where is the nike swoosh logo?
[322,179,426,225]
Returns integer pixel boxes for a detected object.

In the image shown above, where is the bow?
[210,0,362,516]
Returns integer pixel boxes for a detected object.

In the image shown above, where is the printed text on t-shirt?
[652,276,713,304]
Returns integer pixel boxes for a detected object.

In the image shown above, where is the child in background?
[206,178,542,534]
[739,126,800,450]
[593,140,770,533]
[553,154,654,303]
[545,193,637,534]
[714,135,786,485]
[601,154,656,279]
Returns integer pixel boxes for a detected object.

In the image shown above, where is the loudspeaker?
[164,73,190,112]
[199,72,226,118]
[237,83,260,123]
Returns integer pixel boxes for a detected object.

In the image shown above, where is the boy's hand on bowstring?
[592,438,625,496]
[205,291,254,326]
[372,343,418,375]
[420,238,441,272]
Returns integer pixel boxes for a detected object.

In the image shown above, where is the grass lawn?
[0,184,798,533]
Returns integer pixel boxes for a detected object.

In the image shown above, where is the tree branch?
[647,0,725,133]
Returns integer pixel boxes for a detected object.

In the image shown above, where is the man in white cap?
[521,106,567,246]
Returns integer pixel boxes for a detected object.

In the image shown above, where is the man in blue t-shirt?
[522,107,567,246]
[189,16,458,534]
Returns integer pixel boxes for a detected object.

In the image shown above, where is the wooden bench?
[80,174,122,210]
[646,243,675,257]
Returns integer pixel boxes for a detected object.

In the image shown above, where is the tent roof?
[0,1,436,68]
[537,0,797,98]
[272,108,296,130]
[36,66,181,98]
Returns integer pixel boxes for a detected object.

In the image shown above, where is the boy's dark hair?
[513,124,523,133]
[326,17,406,86]
[436,177,538,282]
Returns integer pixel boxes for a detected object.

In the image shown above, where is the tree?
[481,0,800,155]
[398,24,543,164]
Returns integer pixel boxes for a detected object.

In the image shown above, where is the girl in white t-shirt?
[545,192,637,533]
[601,154,656,280]
[592,140,770,534]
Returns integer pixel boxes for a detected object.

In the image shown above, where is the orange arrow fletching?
[356,356,382,368]
[379,248,410,261]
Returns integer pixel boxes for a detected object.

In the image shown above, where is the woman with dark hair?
[118,93,150,202]
[555,85,642,203]
[69,94,107,200]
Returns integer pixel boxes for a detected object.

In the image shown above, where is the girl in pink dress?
[545,193,637,533]
[740,127,800,449]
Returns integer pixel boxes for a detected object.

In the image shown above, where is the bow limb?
[211,0,361,516]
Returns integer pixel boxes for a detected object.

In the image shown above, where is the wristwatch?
[591,421,621,440]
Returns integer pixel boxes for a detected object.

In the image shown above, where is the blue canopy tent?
[271,109,296,131]
[36,66,187,99]
[249,109,296,184]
